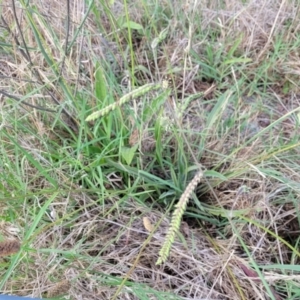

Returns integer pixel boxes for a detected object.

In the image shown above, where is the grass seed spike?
[85,82,169,122]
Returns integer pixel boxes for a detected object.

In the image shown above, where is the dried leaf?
[143,217,154,232]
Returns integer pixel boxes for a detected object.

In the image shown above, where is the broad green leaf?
[122,21,144,31]
[121,145,138,165]
[204,170,227,181]
[94,62,107,102]
[223,57,252,65]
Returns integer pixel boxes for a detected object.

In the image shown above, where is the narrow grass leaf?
[121,21,144,31]
[223,58,252,65]
[260,264,300,272]
[204,170,228,181]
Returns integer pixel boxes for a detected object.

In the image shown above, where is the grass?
[1,0,300,299]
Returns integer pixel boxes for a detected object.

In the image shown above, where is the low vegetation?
[1,0,300,299]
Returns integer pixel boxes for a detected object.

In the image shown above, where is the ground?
[0,0,300,299]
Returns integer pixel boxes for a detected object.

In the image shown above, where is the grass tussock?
[1,0,300,299]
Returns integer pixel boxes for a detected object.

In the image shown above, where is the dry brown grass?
[1,0,300,299]
[6,200,286,299]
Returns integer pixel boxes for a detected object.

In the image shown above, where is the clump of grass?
[1,0,300,299]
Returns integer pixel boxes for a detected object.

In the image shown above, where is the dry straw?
[156,170,203,265]
[47,279,70,298]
